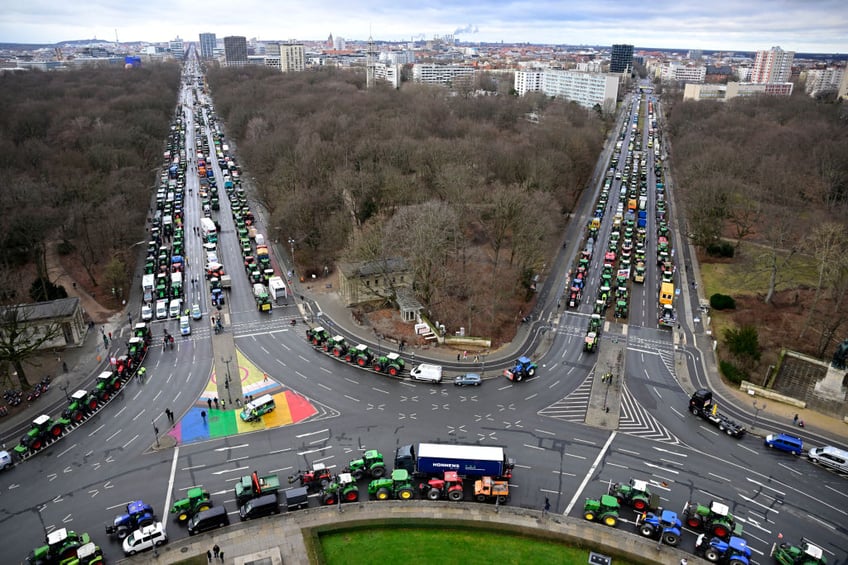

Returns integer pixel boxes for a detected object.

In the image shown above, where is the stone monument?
[814,339,848,401]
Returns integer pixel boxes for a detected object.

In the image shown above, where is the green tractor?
[683,500,743,540]
[344,449,387,480]
[588,313,602,334]
[92,370,121,402]
[771,539,827,565]
[614,300,628,319]
[170,487,212,523]
[584,331,599,353]
[373,352,405,376]
[62,390,99,423]
[609,478,658,512]
[368,469,415,501]
[306,326,330,346]
[345,343,374,367]
[27,528,93,565]
[323,335,349,357]
[15,414,70,456]
[321,473,360,505]
[60,541,104,565]
[583,494,620,527]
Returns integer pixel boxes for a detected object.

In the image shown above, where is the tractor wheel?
[602,514,618,527]
[310,337,319,346]
[370,465,386,479]
[117,527,129,540]
[198,503,211,513]
[87,399,99,410]
[50,424,63,437]
[31,439,43,451]
[527,367,536,377]
[633,498,648,511]
[515,373,523,382]
[427,488,441,500]
[725,428,734,436]
[476,494,488,503]
[448,489,464,502]
[639,524,655,537]
[662,531,680,546]
[704,548,720,562]
[583,511,595,521]
[357,358,366,367]
[728,560,746,565]
[344,354,352,362]
[178,512,189,522]
[323,493,336,505]
[352,469,364,480]
[344,489,359,502]
[376,488,390,500]
[322,344,330,352]
[686,516,702,529]
[373,365,382,373]
[333,348,342,357]
[711,524,729,539]
[398,487,414,500]
[72,411,83,423]
[496,495,507,504]
[718,424,725,432]
[388,367,399,376]
[101,392,111,402]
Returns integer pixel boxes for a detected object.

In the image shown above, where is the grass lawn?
[699,244,818,299]
[321,527,637,565]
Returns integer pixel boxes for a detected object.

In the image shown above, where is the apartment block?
[412,63,476,86]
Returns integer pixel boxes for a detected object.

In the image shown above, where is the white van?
[155,299,168,320]
[141,304,153,322]
[255,234,265,246]
[808,445,848,473]
[169,298,182,318]
[410,363,443,383]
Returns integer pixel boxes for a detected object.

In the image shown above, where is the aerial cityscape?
[0,3,847,565]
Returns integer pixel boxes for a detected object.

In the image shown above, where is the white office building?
[375,62,401,89]
[514,70,544,96]
[660,63,707,83]
[412,63,476,86]
[805,67,845,97]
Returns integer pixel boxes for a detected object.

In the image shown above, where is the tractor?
[373,352,405,376]
[504,356,538,382]
[306,326,330,346]
[322,334,348,356]
[92,371,120,402]
[683,500,743,540]
[63,390,99,423]
[27,528,93,565]
[127,337,147,363]
[345,344,374,367]
[695,534,751,564]
[584,331,599,353]
[614,299,628,319]
[133,323,153,345]
[771,538,827,565]
[320,473,359,505]
[588,313,602,334]
[106,500,156,540]
[170,487,212,523]
[419,471,464,501]
[473,476,509,503]
[368,469,415,501]
[15,414,70,455]
[609,478,659,511]
[288,463,333,492]
[583,494,620,527]
[344,449,387,480]
[114,355,135,380]
[636,509,682,546]
[62,541,104,565]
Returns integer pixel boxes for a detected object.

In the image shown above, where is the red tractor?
[419,471,464,501]
[288,463,333,492]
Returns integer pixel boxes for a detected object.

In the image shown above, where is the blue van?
[764,433,803,455]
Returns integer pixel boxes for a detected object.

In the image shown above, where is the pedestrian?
[219,550,224,562]
[463,350,467,360]
[214,397,219,409]
[544,497,551,516]
[207,549,212,562]
[221,399,226,410]
[213,545,220,559]
[201,410,206,422]
[62,361,68,373]
[207,398,213,410]
[680,560,688,565]
[263,372,269,382]
[457,353,461,362]
[793,413,798,425]
[249,395,254,403]
[108,331,112,340]
[474,354,479,363]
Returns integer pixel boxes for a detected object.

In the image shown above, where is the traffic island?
[585,324,625,429]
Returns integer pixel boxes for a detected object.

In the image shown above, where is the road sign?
[589,552,611,565]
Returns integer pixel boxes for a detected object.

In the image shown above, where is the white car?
[155,300,168,320]
[0,450,12,470]
[180,315,191,336]
[141,305,153,322]
[122,522,167,556]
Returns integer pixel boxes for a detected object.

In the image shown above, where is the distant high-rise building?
[333,36,346,50]
[169,37,184,60]
[280,43,305,72]
[199,33,216,59]
[751,46,794,83]
[610,44,633,74]
[327,33,334,48]
[224,36,248,67]
[805,67,845,97]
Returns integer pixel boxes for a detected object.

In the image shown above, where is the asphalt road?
[2,75,846,565]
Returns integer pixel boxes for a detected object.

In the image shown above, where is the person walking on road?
[201,410,206,423]
[219,550,224,562]
[544,497,551,516]
[207,398,213,410]
[207,549,212,562]
[214,398,219,409]
[213,545,220,560]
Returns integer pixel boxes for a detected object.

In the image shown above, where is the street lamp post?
[751,400,766,432]
[222,356,233,404]
[60,382,71,401]
[152,420,160,448]
[288,237,295,271]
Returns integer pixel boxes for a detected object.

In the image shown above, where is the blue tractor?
[635,508,682,546]
[694,533,751,564]
[504,356,538,382]
[105,500,156,540]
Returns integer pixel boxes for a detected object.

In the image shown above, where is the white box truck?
[142,274,155,304]
[410,363,443,383]
[268,276,287,302]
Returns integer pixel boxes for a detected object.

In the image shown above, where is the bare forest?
[667,95,848,369]
[207,66,605,341]
[0,64,181,303]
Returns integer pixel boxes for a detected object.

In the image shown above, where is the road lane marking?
[565,431,616,515]
[132,409,146,421]
[523,443,545,451]
[56,444,77,458]
[317,383,331,391]
[708,472,730,482]
[535,429,556,436]
[344,377,359,384]
[372,387,390,395]
[320,367,332,374]
[296,429,328,438]
[297,446,332,456]
[106,429,122,442]
[113,406,127,419]
[344,394,360,402]
[122,434,138,449]
[212,466,249,475]
[295,371,307,379]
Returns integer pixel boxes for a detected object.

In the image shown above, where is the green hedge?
[720,360,748,384]
[710,293,736,310]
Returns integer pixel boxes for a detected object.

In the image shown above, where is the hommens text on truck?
[395,443,514,479]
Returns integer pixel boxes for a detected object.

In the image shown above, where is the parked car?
[180,316,191,336]
[141,305,153,322]
[764,433,803,455]
[0,450,12,470]
[454,373,482,387]
[122,522,167,555]
[191,303,202,320]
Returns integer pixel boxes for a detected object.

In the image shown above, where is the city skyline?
[1,0,846,53]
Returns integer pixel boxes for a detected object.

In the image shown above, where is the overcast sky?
[2,0,845,53]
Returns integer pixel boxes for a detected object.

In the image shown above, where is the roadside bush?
[720,360,748,384]
[710,293,736,310]
[723,325,761,362]
[706,242,735,257]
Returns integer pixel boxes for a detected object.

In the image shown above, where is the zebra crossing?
[627,334,676,376]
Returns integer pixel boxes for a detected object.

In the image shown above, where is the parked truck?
[142,274,155,304]
[473,476,509,503]
[658,281,675,328]
[234,471,281,506]
[395,443,514,479]
[268,276,287,302]
[200,217,217,243]
[689,389,746,438]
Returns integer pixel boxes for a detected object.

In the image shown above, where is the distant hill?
[0,39,112,50]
